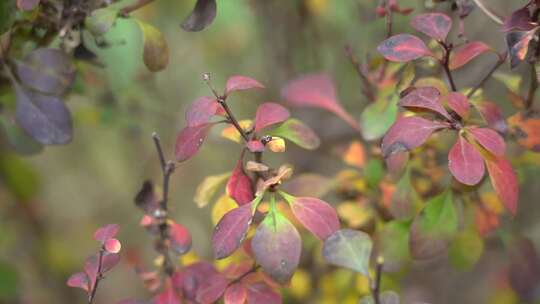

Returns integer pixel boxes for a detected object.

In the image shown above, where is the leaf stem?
[371,256,384,304]
[440,42,458,91]
[88,249,105,304]
[119,0,156,17]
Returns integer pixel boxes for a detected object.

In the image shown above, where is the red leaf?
[502,6,536,32]
[411,13,452,41]
[246,282,281,304]
[486,157,519,215]
[175,123,215,162]
[196,274,229,304]
[448,136,485,185]
[224,283,247,304]
[212,203,253,259]
[381,116,448,157]
[377,34,433,62]
[104,238,121,254]
[101,253,121,272]
[182,262,220,300]
[291,197,340,240]
[170,222,192,255]
[226,75,265,95]
[252,211,301,284]
[227,160,254,205]
[468,127,506,156]
[449,41,492,70]
[254,102,290,132]
[93,224,119,243]
[246,140,265,153]
[154,285,181,304]
[507,29,538,69]
[398,87,451,120]
[67,272,90,292]
[475,101,507,134]
[446,92,470,118]
[281,73,359,130]
[186,96,221,127]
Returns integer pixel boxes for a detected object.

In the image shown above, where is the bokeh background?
[1,0,540,303]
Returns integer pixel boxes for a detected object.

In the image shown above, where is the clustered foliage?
[2,0,540,303]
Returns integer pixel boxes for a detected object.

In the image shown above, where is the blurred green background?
[1,0,540,303]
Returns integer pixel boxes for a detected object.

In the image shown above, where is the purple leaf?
[290,197,340,240]
[186,96,221,127]
[377,34,433,62]
[322,229,372,275]
[502,6,536,32]
[66,272,90,293]
[468,127,506,156]
[410,13,452,41]
[224,283,247,304]
[246,282,281,304]
[212,203,253,259]
[94,224,120,243]
[475,101,507,134]
[252,211,301,284]
[175,123,215,162]
[254,102,290,132]
[181,0,217,32]
[381,116,448,157]
[448,136,485,185]
[281,73,359,130]
[196,273,229,304]
[398,87,451,120]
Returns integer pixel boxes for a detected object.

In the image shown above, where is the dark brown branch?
[371,256,384,304]
[440,42,457,91]
[467,53,507,98]
[88,249,105,304]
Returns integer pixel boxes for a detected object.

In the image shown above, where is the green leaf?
[360,95,398,141]
[267,118,320,150]
[135,20,169,72]
[409,191,459,260]
[449,229,484,271]
[193,172,230,208]
[322,229,373,276]
[85,7,119,36]
[364,158,384,189]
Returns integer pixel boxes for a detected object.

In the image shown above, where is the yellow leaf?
[193,172,230,208]
[337,201,374,228]
[211,194,238,225]
[481,192,504,215]
[289,269,311,299]
[267,137,286,152]
[221,119,252,143]
[343,141,366,169]
[135,20,169,72]
[180,251,199,266]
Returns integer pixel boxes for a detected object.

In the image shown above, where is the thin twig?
[472,0,504,25]
[440,42,458,91]
[88,249,105,304]
[371,256,384,304]
[344,45,376,102]
[377,0,393,82]
[467,52,507,98]
[119,0,156,16]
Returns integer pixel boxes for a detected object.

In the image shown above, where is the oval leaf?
[291,197,340,240]
[254,102,290,132]
[446,92,470,118]
[94,224,120,243]
[448,136,485,185]
[226,75,265,95]
[227,160,254,206]
[381,116,448,157]
[377,34,433,62]
[194,172,230,208]
[281,73,359,130]
[224,283,247,304]
[175,123,215,162]
[246,283,281,304]
[66,272,89,292]
[449,41,492,70]
[486,157,519,215]
[468,127,506,156]
[181,0,217,32]
[186,96,220,127]
[411,13,452,41]
[212,203,253,259]
[136,20,169,72]
[398,87,451,120]
[252,211,301,284]
[267,118,320,150]
[322,229,372,276]
[170,222,192,255]
[196,273,228,304]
